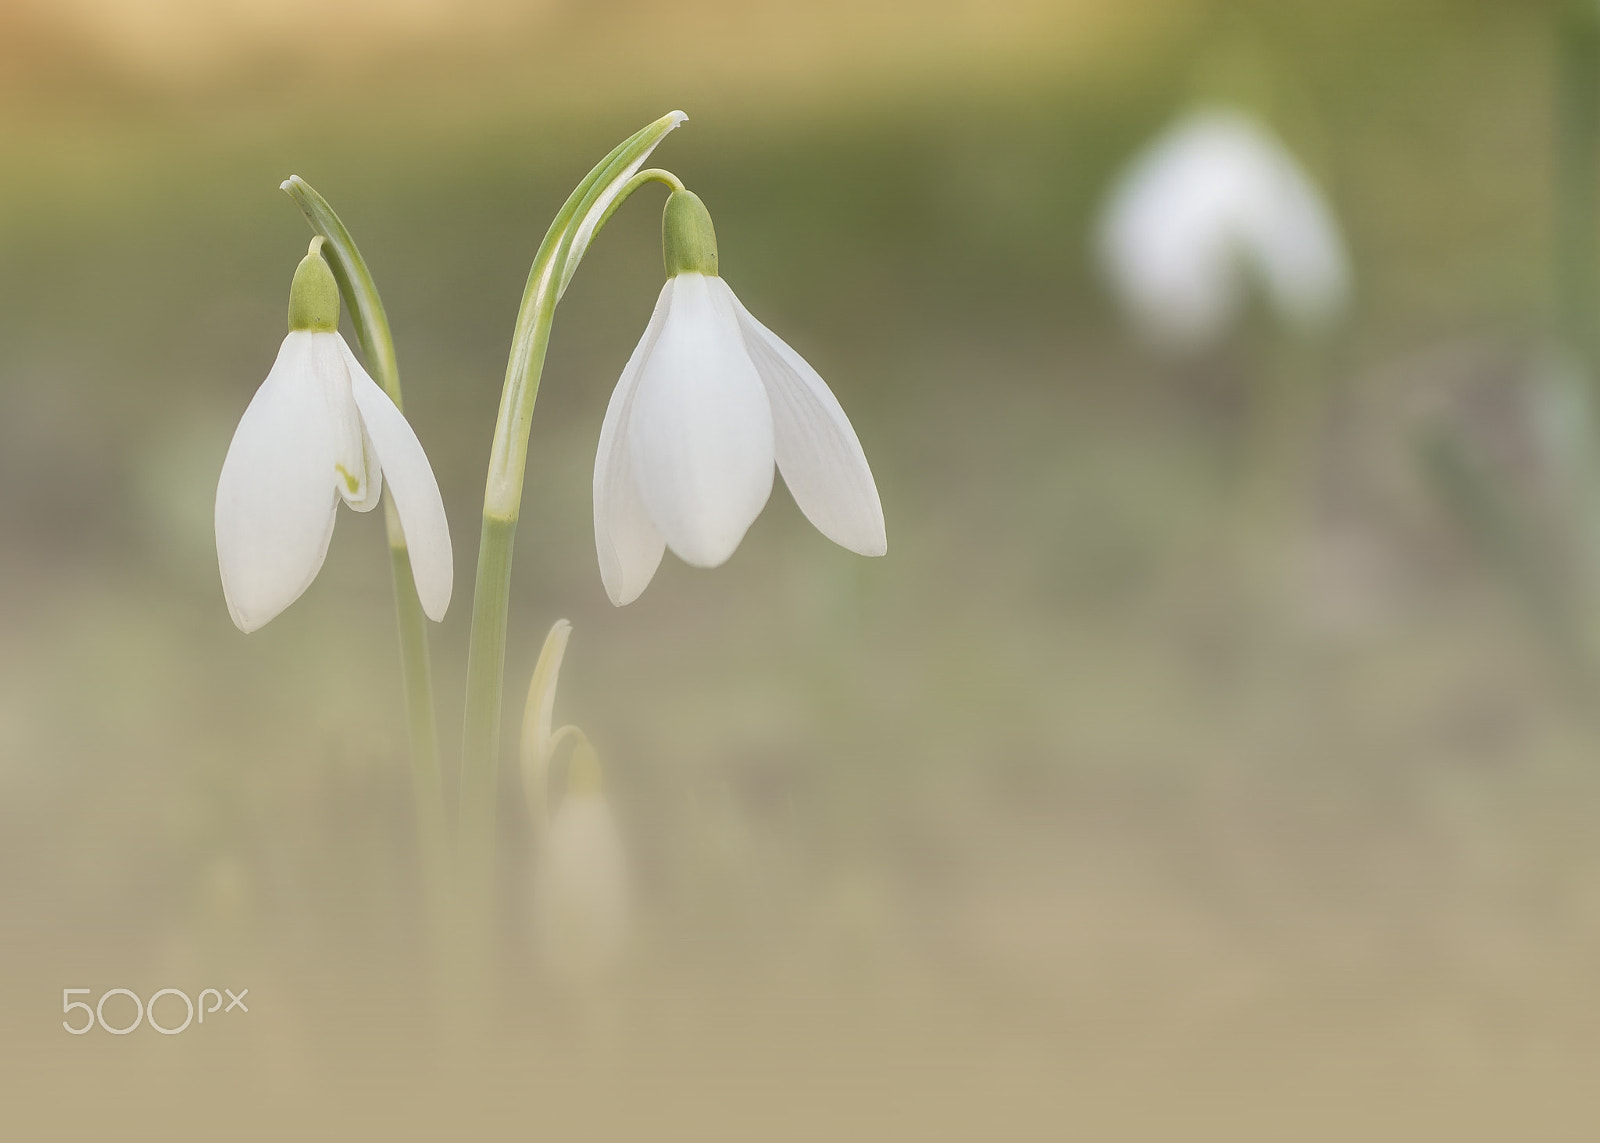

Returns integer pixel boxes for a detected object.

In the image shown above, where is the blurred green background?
[4,0,1600,1137]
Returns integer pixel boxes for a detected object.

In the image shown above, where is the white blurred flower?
[521,620,630,992]
[533,754,631,993]
[1097,106,1350,352]
[215,243,452,632]
[593,190,886,606]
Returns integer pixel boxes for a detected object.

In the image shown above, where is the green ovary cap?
[662,189,718,277]
[287,237,340,332]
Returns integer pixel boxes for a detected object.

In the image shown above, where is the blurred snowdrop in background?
[532,743,632,1004]
[1097,106,1349,353]
[521,621,631,1009]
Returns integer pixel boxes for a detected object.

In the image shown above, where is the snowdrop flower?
[1097,106,1350,352]
[593,189,886,605]
[215,238,452,632]
[533,745,632,992]
[521,620,630,992]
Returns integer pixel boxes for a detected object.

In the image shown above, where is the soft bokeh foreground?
[5,0,1600,1137]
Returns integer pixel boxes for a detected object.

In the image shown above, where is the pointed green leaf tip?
[287,236,340,332]
[662,189,718,277]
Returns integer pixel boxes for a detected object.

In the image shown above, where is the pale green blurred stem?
[281,177,450,931]
[1247,329,1323,531]
[456,123,685,953]
[1232,327,1305,566]
[1553,6,1600,676]
[1558,3,1600,382]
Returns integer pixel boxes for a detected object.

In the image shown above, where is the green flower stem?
[456,512,514,932]
[1241,329,1322,536]
[1558,3,1600,381]
[481,123,687,516]
[281,177,449,933]
[593,167,686,239]
[386,533,449,909]
[456,115,686,948]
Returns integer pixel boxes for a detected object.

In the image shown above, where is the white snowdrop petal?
[1243,155,1350,326]
[303,333,375,510]
[1099,115,1247,349]
[345,343,454,621]
[349,418,384,514]
[627,273,775,569]
[594,281,673,605]
[1102,166,1239,348]
[722,280,886,558]
[214,331,341,632]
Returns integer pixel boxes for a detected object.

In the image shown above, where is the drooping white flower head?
[593,189,886,605]
[1096,106,1350,352]
[215,239,452,632]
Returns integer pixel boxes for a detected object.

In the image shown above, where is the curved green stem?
[480,118,687,517]
[456,113,687,946]
[592,168,687,236]
[281,176,449,932]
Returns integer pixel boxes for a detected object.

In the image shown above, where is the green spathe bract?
[286,237,340,332]
[662,189,718,277]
